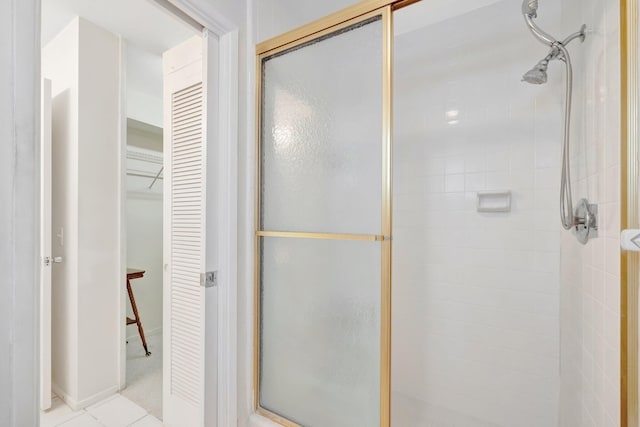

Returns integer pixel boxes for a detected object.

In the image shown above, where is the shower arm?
[524,2,586,51]
[524,14,557,46]
[562,25,587,46]
[532,27,586,68]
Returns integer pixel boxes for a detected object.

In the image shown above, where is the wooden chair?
[126,268,151,356]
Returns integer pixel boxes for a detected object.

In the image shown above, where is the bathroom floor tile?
[40,397,85,427]
[86,394,119,411]
[129,415,163,427]
[87,395,147,427]
[58,413,104,427]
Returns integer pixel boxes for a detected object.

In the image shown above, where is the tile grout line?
[126,412,152,427]
[48,407,86,427]
[48,393,156,427]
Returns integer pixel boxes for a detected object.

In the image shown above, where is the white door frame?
[39,78,52,412]
[157,2,239,426]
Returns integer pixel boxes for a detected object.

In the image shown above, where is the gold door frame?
[255,0,634,426]
[622,0,638,425]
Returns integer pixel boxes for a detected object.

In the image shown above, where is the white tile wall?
[559,0,621,426]
[392,1,564,426]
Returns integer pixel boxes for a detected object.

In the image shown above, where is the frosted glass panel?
[260,237,381,426]
[261,17,382,235]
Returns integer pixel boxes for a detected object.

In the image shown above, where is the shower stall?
[253,0,623,426]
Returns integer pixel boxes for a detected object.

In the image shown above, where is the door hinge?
[43,256,62,266]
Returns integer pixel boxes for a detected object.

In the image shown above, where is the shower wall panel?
[558,0,621,425]
[392,1,563,426]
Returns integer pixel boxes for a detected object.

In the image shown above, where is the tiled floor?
[41,394,163,427]
[121,333,162,418]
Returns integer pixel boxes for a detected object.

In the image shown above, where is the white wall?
[76,17,121,403]
[43,17,122,409]
[126,45,163,128]
[0,0,40,425]
[559,0,621,425]
[126,196,163,336]
[126,143,164,338]
[43,17,80,401]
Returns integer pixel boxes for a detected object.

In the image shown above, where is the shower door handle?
[621,229,640,251]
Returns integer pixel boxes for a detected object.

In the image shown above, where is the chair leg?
[127,278,151,356]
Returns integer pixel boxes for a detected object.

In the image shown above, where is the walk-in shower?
[521,0,597,244]
[255,0,621,426]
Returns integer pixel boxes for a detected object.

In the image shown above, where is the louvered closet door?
[163,35,207,427]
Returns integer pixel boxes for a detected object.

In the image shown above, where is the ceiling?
[42,0,197,54]
[42,0,199,128]
[394,0,505,36]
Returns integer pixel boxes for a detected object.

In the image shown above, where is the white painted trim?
[241,1,257,425]
[52,383,118,411]
[202,29,219,427]
[167,0,236,35]
[4,0,41,425]
[249,414,286,427]
[40,78,53,412]
[126,191,163,200]
[215,28,239,427]
[118,37,128,394]
[126,149,163,164]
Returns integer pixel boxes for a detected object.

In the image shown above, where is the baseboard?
[127,326,162,340]
[52,382,119,410]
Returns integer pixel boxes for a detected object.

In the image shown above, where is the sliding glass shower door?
[256,8,392,427]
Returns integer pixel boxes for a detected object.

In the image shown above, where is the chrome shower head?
[522,59,548,84]
[522,0,538,18]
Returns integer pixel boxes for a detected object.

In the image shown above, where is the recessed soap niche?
[476,191,511,213]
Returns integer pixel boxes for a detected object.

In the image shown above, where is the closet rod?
[126,171,164,180]
[149,167,164,189]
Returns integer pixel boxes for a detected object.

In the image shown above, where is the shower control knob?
[621,229,640,251]
[574,199,598,244]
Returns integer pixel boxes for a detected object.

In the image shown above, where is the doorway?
[38,1,238,425]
